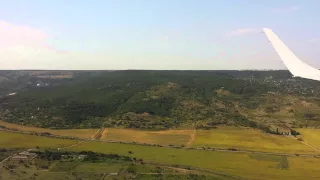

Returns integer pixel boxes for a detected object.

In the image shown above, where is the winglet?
[263,28,320,81]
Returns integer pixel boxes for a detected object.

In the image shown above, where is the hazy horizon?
[1,0,320,70]
[0,68,290,71]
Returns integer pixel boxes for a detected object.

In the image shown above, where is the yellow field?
[288,156,320,177]
[101,128,194,146]
[0,131,76,149]
[2,119,318,154]
[296,128,320,150]
[0,120,99,139]
[193,126,317,154]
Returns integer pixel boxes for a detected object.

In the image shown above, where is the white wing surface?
[263,28,320,81]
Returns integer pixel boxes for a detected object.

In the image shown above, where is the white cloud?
[271,6,300,13]
[0,20,287,70]
[0,20,47,48]
[226,28,259,37]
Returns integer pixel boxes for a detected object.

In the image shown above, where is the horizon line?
[0,69,290,71]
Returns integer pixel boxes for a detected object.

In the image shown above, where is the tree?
[290,129,300,136]
[126,165,137,174]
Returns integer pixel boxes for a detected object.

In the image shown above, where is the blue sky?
[0,0,320,70]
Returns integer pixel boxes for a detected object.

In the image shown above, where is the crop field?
[0,120,99,139]
[0,131,77,149]
[69,141,320,180]
[192,126,316,154]
[1,130,320,179]
[101,128,193,146]
[296,128,320,150]
[0,149,217,180]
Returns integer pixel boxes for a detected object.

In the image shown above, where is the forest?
[1,70,320,131]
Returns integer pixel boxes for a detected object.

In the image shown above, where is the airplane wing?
[263,28,320,81]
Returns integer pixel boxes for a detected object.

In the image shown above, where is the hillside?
[1,70,320,133]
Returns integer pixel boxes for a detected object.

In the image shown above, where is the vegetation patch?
[3,70,320,130]
[0,120,99,139]
[0,131,76,149]
[192,126,316,154]
[101,128,193,146]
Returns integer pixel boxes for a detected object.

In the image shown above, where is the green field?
[2,130,320,179]
[0,131,77,149]
[69,141,320,180]
[102,128,193,146]
[192,126,316,154]
[0,148,220,180]
[0,120,99,139]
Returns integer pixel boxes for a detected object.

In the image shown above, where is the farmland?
[101,128,194,146]
[2,70,320,179]
[0,120,99,139]
[192,126,317,154]
[1,130,320,179]
[69,141,320,180]
[1,119,319,155]
[0,131,77,149]
[0,135,232,180]
[296,128,320,149]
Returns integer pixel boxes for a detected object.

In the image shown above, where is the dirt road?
[186,129,196,148]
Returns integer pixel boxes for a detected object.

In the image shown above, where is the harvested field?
[0,120,98,139]
[296,128,320,150]
[101,128,193,146]
[193,126,316,154]
[0,131,76,148]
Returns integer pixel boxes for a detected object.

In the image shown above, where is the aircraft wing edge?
[263,28,320,81]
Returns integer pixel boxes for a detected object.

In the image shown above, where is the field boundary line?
[58,141,84,150]
[91,129,101,139]
[101,128,108,139]
[287,135,320,153]
[186,129,196,148]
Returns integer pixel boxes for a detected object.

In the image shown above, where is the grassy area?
[192,126,316,154]
[288,156,320,178]
[101,128,193,146]
[0,149,20,161]
[74,162,123,173]
[136,174,223,180]
[296,128,320,149]
[0,148,220,180]
[0,158,103,180]
[0,131,77,149]
[248,154,289,169]
[2,130,320,179]
[68,141,320,180]
[0,120,99,139]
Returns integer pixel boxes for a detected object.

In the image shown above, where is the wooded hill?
[1,70,320,132]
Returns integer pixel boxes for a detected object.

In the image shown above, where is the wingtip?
[262,28,272,32]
